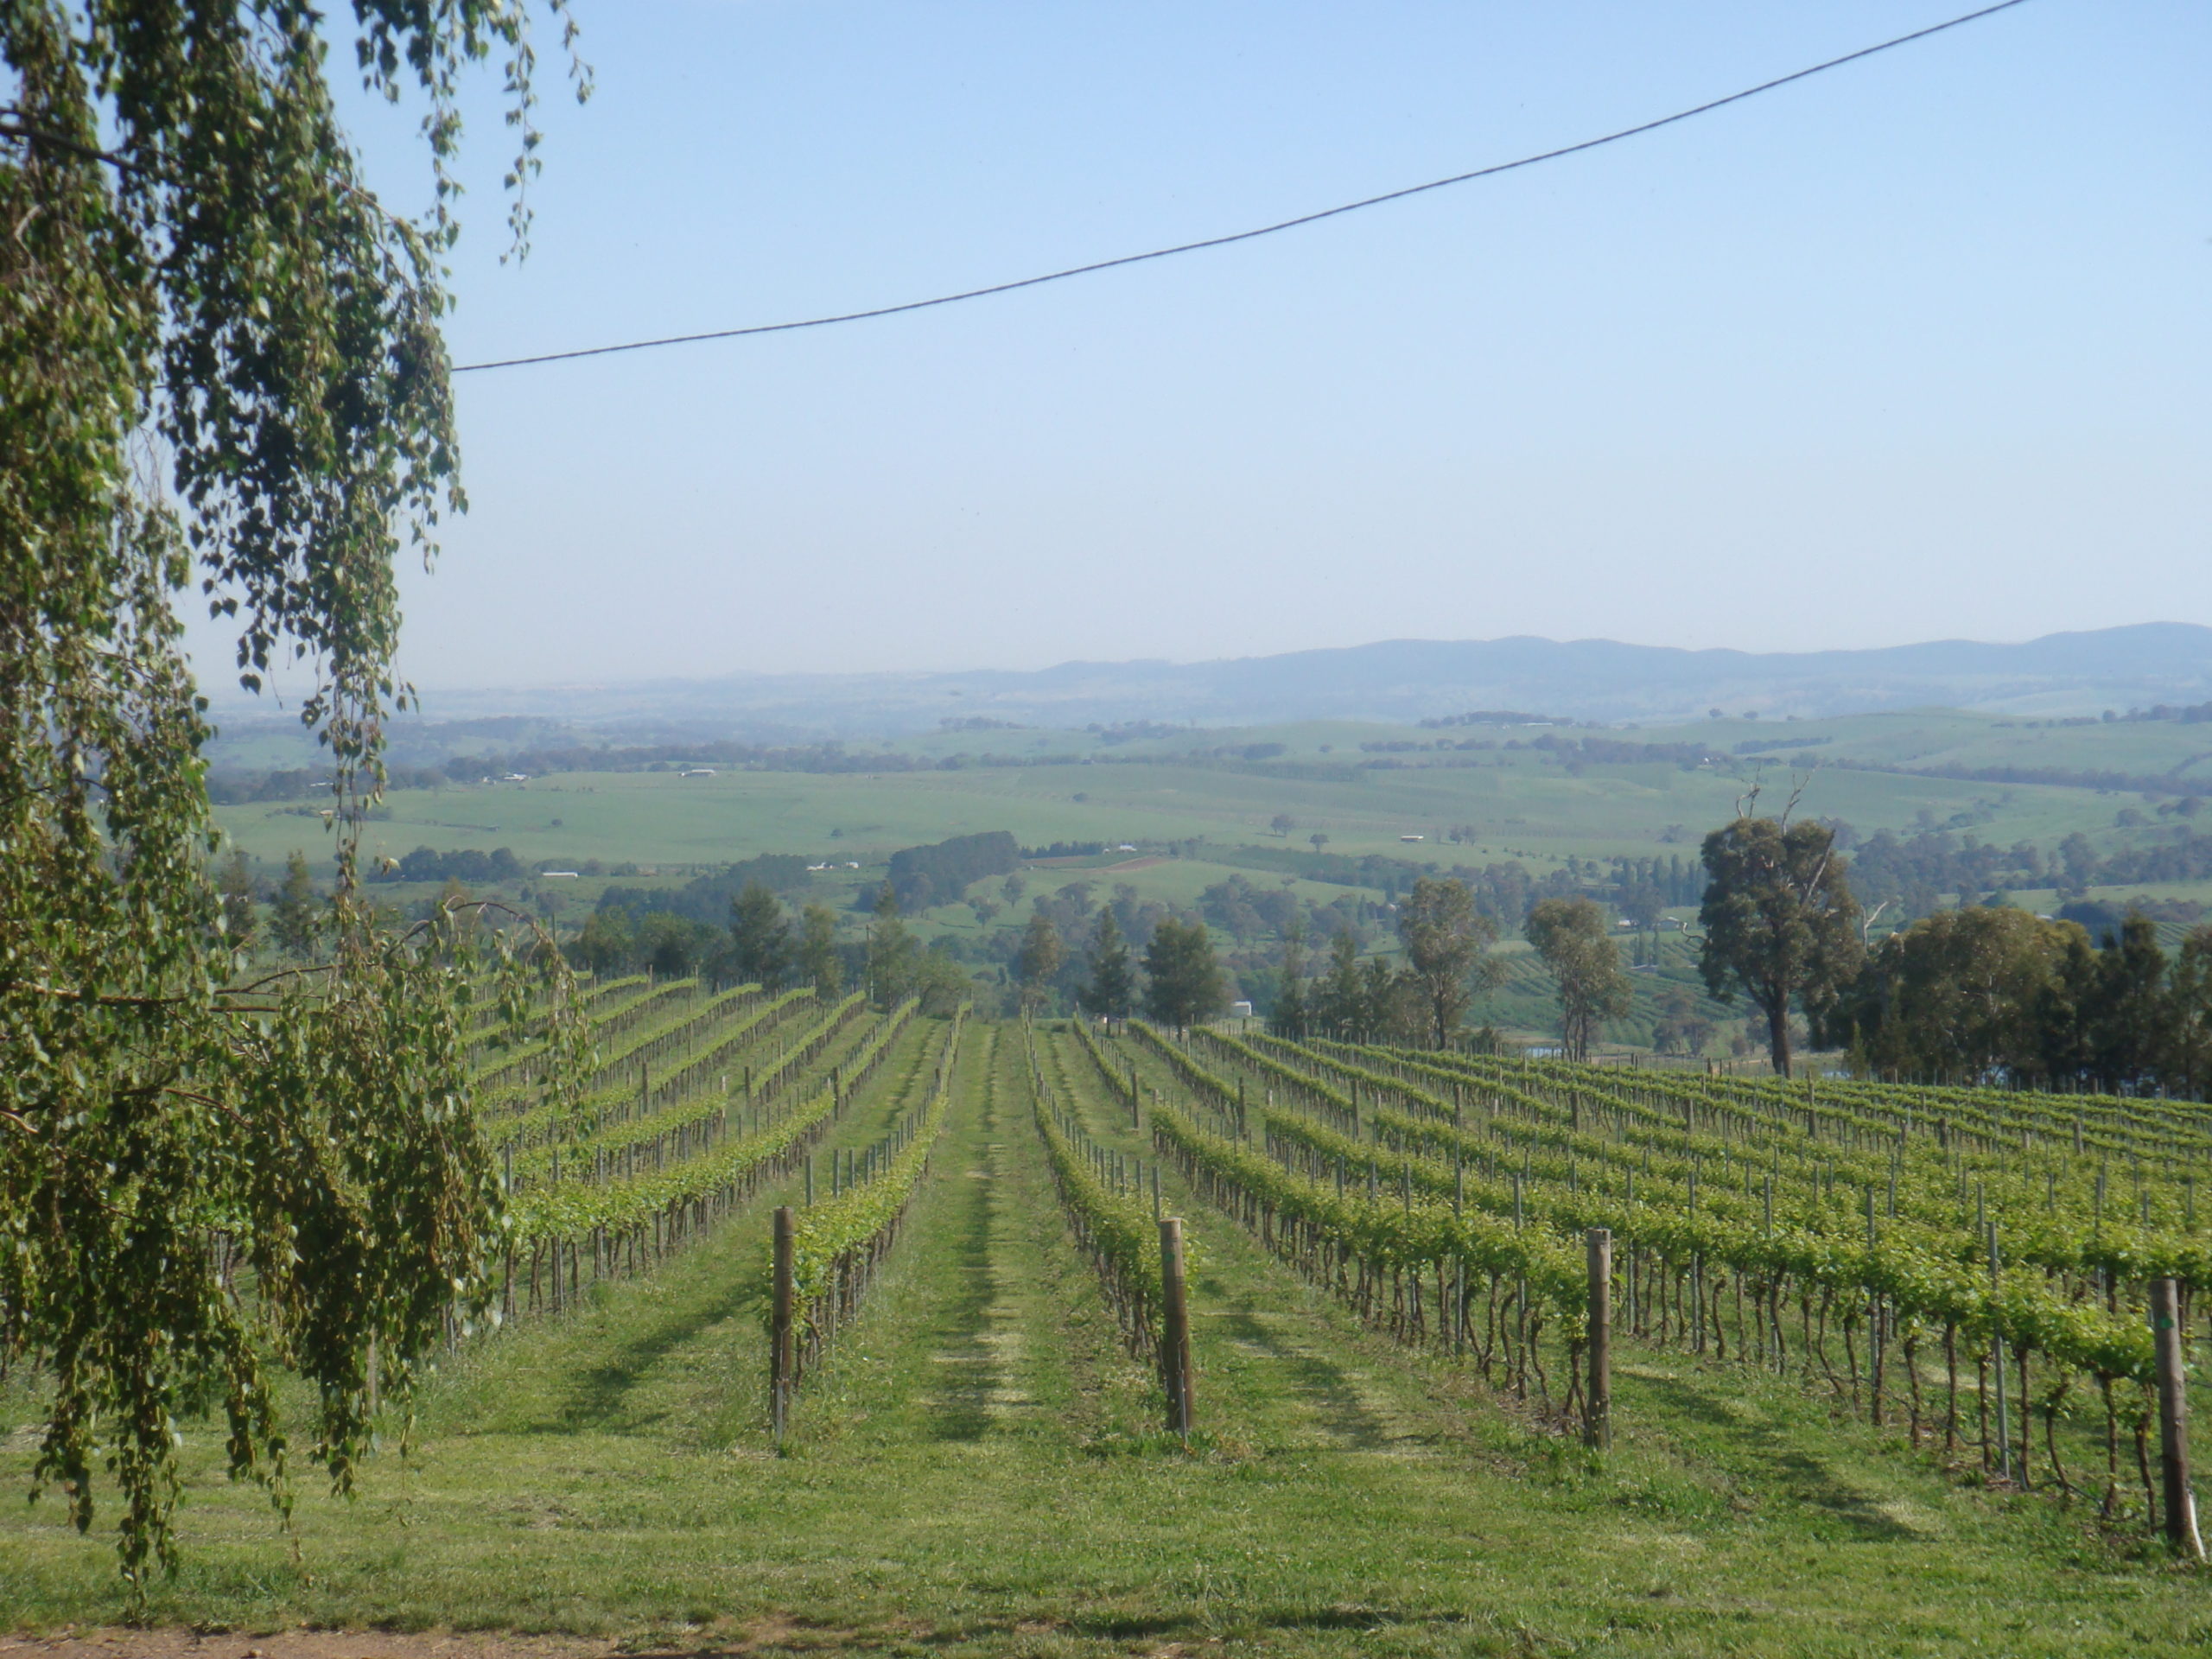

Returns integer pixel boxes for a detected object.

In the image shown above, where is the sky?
[186,0,2212,693]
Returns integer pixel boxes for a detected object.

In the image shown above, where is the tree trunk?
[1766,998,1793,1077]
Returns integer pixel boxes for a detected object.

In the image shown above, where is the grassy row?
[779,1009,970,1383]
[1026,1024,1164,1357]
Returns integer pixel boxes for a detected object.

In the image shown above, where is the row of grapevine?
[1288,1034,2212,1314]
[1192,1027,2200,1531]
[474,976,709,1096]
[493,987,822,1160]
[1111,1022,1592,1409]
[498,998,921,1322]
[774,1008,970,1389]
[1025,1024,1166,1358]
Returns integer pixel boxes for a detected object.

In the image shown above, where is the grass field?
[7,1017,2208,1656]
[207,703,2212,1058]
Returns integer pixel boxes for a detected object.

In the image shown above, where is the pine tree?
[217,849,258,950]
[269,850,322,959]
[1268,925,1308,1039]
[1313,930,1364,1039]
[798,903,843,995]
[1141,918,1228,1034]
[728,881,795,988]
[1077,908,1136,1020]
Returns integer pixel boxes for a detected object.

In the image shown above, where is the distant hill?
[321,623,2212,738]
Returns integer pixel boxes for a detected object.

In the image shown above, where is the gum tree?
[1396,875,1503,1049]
[1,0,588,1591]
[1697,811,1862,1076]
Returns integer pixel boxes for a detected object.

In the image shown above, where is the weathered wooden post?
[1989,1222,2012,1483]
[2152,1278,2204,1559]
[1159,1217,1195,1444]
[771,1206,795,1446]
[1586,1228,1612,1450]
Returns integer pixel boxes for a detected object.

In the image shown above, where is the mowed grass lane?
[3,1019,2208,1655]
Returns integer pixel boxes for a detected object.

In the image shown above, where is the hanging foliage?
[0,0,588,1591]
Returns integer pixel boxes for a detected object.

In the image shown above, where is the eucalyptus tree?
[1,0,588,1590]
[1015,912,1065,1014]
[1396,875,1503,1048]
[1697,813,1861,1077]
[1523,898,1631,1062]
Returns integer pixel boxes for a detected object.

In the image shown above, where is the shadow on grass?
[1196,1278,1404,1452]
[1630,1370,1922,1541]
[653,1603,1464,1655]
[544,1268,770,1435]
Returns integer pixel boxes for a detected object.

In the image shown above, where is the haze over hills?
[208,623,2212,755]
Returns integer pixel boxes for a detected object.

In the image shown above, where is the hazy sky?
[188,0,2210,693]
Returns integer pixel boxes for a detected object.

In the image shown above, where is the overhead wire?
[454,0,2036,374]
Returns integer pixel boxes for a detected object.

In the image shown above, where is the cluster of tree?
[213,849,327,961]
[859,887,988,1016]
[1819,906,2212,1094]
[1843,758,2212,802]
[1019,839,1106,859]
[428,739,982,779]
[1033,906,1227,1034]
[1267,878,1506,1049]
[1821,822,2212,924]
[885,830,1020,911]
[368,845,524,886]
[575,877,830,988]
[1523,733,1732,769]
[1198,873,1304,942]
[1084,721,1186,743]
[1603,854,1704,908]
[1345,731,1733,769]
[1846,828,2052,918]
[1418,709,1577,728]
[597,855,813,926]
[569,879,994,1015]
[203,767,336,804]
[2116,702,2212,724]
[2071,825,2212,889]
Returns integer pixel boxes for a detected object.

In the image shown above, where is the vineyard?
[5,1004,2211,1655]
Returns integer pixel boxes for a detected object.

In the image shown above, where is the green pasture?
[210,709,2212,1063]
[214,735,2158,895]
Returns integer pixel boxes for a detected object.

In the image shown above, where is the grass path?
[3,1019,2209,1655]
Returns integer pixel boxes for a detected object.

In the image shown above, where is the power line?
[454,0,2035,374]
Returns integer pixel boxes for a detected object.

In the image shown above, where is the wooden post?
[1989,1222,2012,1484]
[771,1206,795,1445]
[1586,1228,1611,1449]
[1159,1217,1195,1444]
[2152,1278,2205,1559]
